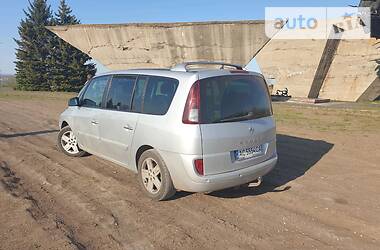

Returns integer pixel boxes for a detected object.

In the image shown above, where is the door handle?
[123,125,134,131]
[91,120,99,125]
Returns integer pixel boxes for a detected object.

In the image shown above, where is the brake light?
[194,159,204,176]
[182,80,201,124]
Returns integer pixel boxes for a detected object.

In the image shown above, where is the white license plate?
[234,145,264,161]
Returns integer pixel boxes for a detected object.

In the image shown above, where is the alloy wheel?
[141,158,162,194]
[60,130,79,155]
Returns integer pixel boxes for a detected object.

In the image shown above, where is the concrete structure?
[319,39,379,101]
[255,39,328,98]
[47,21,269,70]
[47,20,380,102]
[256,38,380,101]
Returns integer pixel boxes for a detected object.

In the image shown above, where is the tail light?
[194,159,204,176]
[182,80,200,124]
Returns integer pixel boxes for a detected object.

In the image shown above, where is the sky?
[0,0,357,75]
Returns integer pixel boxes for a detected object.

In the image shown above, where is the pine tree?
[50,0,96,92]
[15,0,54,91]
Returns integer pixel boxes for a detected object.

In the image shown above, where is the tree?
[15,0,54,91]
[15,0,96,92]
[49,0,96,92]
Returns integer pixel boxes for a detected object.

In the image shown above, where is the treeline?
[15,0,96,92]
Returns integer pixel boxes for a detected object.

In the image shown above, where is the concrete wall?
[256,39,327,97]
[48,21,380,102]
[319,39,379,101]
[47,21,269,70]
[256,38,380,101]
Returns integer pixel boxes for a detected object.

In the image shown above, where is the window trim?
[79,75,112,110]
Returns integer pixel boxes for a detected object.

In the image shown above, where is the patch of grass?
[0,76,17,89]
[0,87,76,101]
[273,103,380,132]
[1,88,379,133]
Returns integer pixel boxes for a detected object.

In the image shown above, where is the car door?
[73,76,110,154]
[97,75,145,168]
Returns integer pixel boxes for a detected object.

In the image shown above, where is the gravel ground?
[0,98,379,250]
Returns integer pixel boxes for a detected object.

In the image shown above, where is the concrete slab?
[288,97,331,104]
[256,39,328,98]
[319,39,380,101]
[47,21,380,102]
[47,21,270,70]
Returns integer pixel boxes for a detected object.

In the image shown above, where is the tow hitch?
[248,177,262,188]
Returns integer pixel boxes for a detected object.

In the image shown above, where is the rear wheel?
[138,149,176,201]
[58,126,86,157]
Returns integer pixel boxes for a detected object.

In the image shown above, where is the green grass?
[0,76,17,89]
[1,88,379,132]
[273,103,380,132]
[0,87,76,101]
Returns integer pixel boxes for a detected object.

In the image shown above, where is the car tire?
[138,149,176,201]
[57,126,86,157]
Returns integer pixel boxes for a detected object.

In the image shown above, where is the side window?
[82,76,109,108]
[131,76,148,113]
[142,76,179,115]
[106,75,137,111]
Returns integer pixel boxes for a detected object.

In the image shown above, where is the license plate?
[234,145,264,161]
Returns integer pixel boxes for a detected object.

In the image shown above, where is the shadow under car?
[208,134,334,199]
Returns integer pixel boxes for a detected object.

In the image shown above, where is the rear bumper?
[185,155,277,193]
[159,149,277,193]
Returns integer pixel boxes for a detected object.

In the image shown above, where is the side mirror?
[68,97,80,107]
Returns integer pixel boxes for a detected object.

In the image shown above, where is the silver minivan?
[58,62,278,201]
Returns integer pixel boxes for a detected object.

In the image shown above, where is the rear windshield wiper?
[215,111,254,123]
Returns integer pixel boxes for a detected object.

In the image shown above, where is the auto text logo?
[265,7,371,39]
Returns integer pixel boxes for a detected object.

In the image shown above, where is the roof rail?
[171,61,244,72]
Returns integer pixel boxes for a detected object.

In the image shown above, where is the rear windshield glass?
[200,75,272,124]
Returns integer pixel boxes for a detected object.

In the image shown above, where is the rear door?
[97,75,145,168]
[199,74,276,175]
[74,76,110,153]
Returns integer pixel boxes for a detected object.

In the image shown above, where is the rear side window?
[82,76,110,108]
[106,75,137,111]
[142,76,179,115]
[200,75,272,124]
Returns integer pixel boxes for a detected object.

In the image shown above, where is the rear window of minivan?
[200,75,272,124]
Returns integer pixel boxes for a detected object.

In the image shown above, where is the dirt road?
[0,98,379,250]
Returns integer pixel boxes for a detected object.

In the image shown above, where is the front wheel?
[138,149,176,201]
[57,126,86,157]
